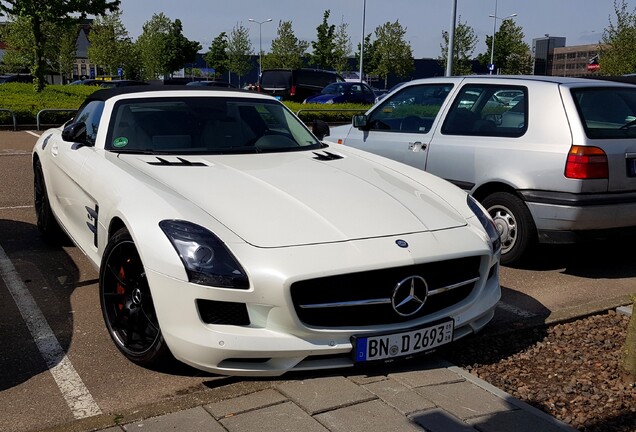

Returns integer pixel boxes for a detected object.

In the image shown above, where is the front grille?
[197,299,250,325]
[290,256,481,327]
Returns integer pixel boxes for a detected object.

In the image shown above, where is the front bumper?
[145,229,501,376]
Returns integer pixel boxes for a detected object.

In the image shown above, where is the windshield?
[106,96,321,154]
[321,83,348,95]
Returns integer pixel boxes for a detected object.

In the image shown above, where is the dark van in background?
[258,69,345,102]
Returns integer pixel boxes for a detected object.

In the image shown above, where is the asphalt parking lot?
[0,129,633,432]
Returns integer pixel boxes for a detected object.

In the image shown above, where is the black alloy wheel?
[33,159,62,240]
[99,228,170,366]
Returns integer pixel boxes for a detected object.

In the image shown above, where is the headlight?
[159,220,249,289]
[467,195,501,253]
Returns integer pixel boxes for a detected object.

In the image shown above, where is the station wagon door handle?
[409,141,427,152]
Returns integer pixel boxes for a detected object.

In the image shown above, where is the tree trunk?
[30,17,46,92]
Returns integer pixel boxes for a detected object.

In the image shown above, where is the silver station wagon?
[326,76,636,265]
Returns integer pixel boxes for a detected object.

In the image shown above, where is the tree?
[56,25,79,83]
[136,13,200,80]
[262,20,308,70]
[226,22,253,86]
[439,17,477,76]
[0,14,36,74]
[332,19,352,74]
[204,32,229,79]
[310,10,336,70]
[354,33,376,78]
[0,0,120,91]
[372,21,414,88]
[477,18,532,75]
[0,13,78,82]
[88,10,135,78]
[599,0,636,75]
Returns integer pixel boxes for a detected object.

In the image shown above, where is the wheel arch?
[471,181,524,204]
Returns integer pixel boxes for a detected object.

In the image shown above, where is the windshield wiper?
[620,118,636,129]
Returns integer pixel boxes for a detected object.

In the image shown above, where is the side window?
[73,100,104,145]
[441,85,527,137]
[366,84,453,133]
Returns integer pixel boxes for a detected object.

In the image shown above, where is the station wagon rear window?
[572,87,636,139]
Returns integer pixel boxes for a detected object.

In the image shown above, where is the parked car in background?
[325,75,636,266]
[185,80,237,88]
[0,74,35,84]
[303,82,376,104]
[258,68,344,102]
[33,86,501,376]
[68,79,103,86]
[98,80,149,88]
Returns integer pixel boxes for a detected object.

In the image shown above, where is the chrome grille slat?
[290,256,482,327]
[299,275,481,309]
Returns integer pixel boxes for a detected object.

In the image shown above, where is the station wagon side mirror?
[353,114,369,130]
[61,122,90,146]
[312,119,330,140]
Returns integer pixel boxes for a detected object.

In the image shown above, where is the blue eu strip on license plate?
[352,319,454,363]
[628,158,636,177]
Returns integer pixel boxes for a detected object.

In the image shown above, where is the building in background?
[532,36,566,75]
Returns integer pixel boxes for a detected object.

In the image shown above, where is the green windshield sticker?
[113,137,129,148]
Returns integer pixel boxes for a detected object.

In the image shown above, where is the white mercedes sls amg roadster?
[32,86,501,376]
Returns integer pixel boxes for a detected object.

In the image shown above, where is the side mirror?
[312,119,330,140]
[61,122,89,146]
[352,114,368,130]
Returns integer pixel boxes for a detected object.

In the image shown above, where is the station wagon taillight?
[565,146,608,179]
[290,85,296,96]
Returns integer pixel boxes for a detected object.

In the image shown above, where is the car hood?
[305,94,338,104]
[118,150,466,248]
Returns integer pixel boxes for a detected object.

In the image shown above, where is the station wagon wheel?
[99,228,170,366]
[482,192,536,266]
[33,159,62,241]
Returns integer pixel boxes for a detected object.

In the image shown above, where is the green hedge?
[0,84,370,127]
[0,83,97,126]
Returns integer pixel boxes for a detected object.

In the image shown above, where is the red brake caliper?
[117,266,125,310]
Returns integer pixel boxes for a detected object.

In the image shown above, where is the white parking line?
[0,244,101,419]
[497,301,537,318]
[0,205,33,210]
[25,130,41,138]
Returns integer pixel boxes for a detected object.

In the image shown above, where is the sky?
[116,0,635,59]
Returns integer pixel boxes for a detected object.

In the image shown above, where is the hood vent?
[148,157,207,167]
[312,151,344,161]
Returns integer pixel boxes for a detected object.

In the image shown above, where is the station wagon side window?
[441,85,527,137]
[365,84,453,133]
[73,100,105,146]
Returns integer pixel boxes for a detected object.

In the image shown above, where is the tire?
[33,159,63,241]
[481,191,537,266]
[99,227,171,366]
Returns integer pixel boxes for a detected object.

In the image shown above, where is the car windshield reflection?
[107,97,321,154]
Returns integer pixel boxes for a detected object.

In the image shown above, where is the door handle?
[408,141,427,152]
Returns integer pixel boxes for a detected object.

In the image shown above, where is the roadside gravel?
[442,310,636,432]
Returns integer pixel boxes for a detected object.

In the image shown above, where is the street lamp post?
[488,0,516,75]
[248,18,272,81]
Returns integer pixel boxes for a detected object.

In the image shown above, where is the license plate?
[352,319,454,363]
[628,157,636,177]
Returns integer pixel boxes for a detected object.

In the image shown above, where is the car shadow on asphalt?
[506,237,636,279]
[0,218,79,392]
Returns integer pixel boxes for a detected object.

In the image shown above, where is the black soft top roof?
[86,85,247,102]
